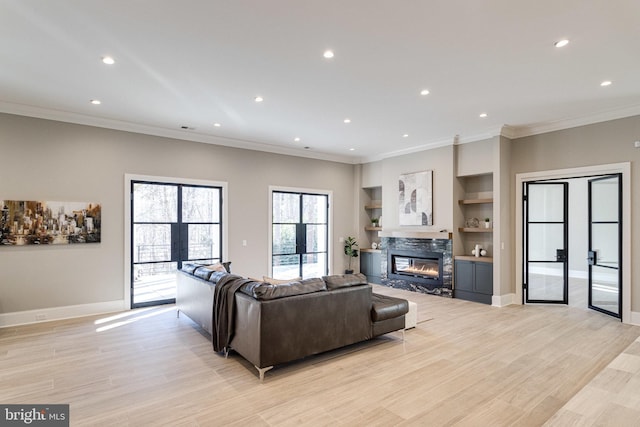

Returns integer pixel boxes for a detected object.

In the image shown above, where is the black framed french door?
[272,191,328,280]
[131,181,222,308]
[523,181,569,304]
[588,174,622,319]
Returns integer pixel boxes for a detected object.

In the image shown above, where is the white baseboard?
[629,311,640,327]
[492,293,516,307]
[0,300,126,328]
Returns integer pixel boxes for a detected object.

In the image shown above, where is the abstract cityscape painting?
[0,200,101,245]
[398,170,433,226]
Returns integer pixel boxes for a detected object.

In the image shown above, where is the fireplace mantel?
[379,230,452,240]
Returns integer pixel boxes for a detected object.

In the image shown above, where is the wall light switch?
[635,140,640,148]
[242,240,247,246]
[339,237,344,243]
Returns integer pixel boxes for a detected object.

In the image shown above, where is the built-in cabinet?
[454,173,494,304]
[360,250,381,284]
[454,258,493,304]
[362,186,382,246]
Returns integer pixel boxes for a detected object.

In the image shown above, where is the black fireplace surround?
[388,250,444,286]
[380,236,453,297]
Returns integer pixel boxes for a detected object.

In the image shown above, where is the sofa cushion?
[202,262,227,272]
[263,276,302,285]
[208,271,228,284]
[371,293,409,322]
[322,273,368,290]
[193,267,214,280]
[182,263,199,274]
[241,277,327,300]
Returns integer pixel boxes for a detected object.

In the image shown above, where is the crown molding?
[0,102,357,164]
[505,104,640,139]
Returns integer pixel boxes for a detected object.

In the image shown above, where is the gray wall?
[511,115,640,311]
[0,113,357,314]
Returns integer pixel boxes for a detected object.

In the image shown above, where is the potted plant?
[484,218,491,228]
[343,236,359,274]
[371,217,379,228]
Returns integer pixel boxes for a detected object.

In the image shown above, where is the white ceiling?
[2,1,640,164]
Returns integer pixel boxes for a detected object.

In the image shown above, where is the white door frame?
[124,174,228,310]
[514,162,631,323]
[268,186,333,277]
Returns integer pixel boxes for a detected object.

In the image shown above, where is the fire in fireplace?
[388,250,444,286]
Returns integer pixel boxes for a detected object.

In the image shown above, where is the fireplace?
[380,235,452,297]
[388,250,443,286]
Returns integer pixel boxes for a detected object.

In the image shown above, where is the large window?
[271,190,329,279]
[131,181,222,308]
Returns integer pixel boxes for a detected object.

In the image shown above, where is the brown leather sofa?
[177,267,409,380]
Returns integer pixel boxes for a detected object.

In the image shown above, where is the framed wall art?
[0,200,101,245]
[398,170,433,226]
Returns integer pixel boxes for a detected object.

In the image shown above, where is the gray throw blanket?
[212,274,254,352]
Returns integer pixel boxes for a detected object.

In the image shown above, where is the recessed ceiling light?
[213,123,221,127]
[344,118,351,123]
[90,99,101,105]
[403,134,409,138]
[323,50,334,59]
[420,89,430,96]
[600,80,612,87]
[102,56,115,65]
[554,39,569,48]
[254,96,264,102]
[349,148,355,151]
[294,137,300,142]
[479,113,488,118]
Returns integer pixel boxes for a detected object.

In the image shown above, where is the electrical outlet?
[35,313,47,321]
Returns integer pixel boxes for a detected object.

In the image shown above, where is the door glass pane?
[302,194,327,223]
[527,263,564,301]
[273,224,296,254]
[273,193,300,223]
[591,265,619,315]
[306,224,326,252]
[188,224,220,260]
[592,223,618,268]
[133,262,177,303]
[133,183,177,222]
[302,253,325,279]
[133,224,171,262]
[182,186,220,223]
[272,254,300,279]
[528,184,565,222]
[591,177,619,222]
[527,223,564,261]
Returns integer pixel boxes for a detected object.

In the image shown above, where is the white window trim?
[268,185,333,277]
[124,174,228,310]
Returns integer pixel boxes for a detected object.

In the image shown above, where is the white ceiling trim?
[505,104,640,139]
[0,102,355,164]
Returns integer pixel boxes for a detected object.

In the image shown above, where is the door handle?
[556,249,567,262]
[587,250,597,266]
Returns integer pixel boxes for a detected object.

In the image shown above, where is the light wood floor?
[1,285,639,426]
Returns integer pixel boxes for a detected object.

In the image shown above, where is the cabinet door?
[370,252,381,277]
[455,261,474,292]
[360,252,371,275]
[474,262,493,295]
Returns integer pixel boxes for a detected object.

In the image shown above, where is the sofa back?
[231,284,373,368]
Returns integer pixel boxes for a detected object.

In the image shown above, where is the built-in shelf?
[365,201,382,210]
[360,248,382,253]
[458,198,493,205]
[365,226,383,231]
[455,255,493,263]
[458,227,493,233]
